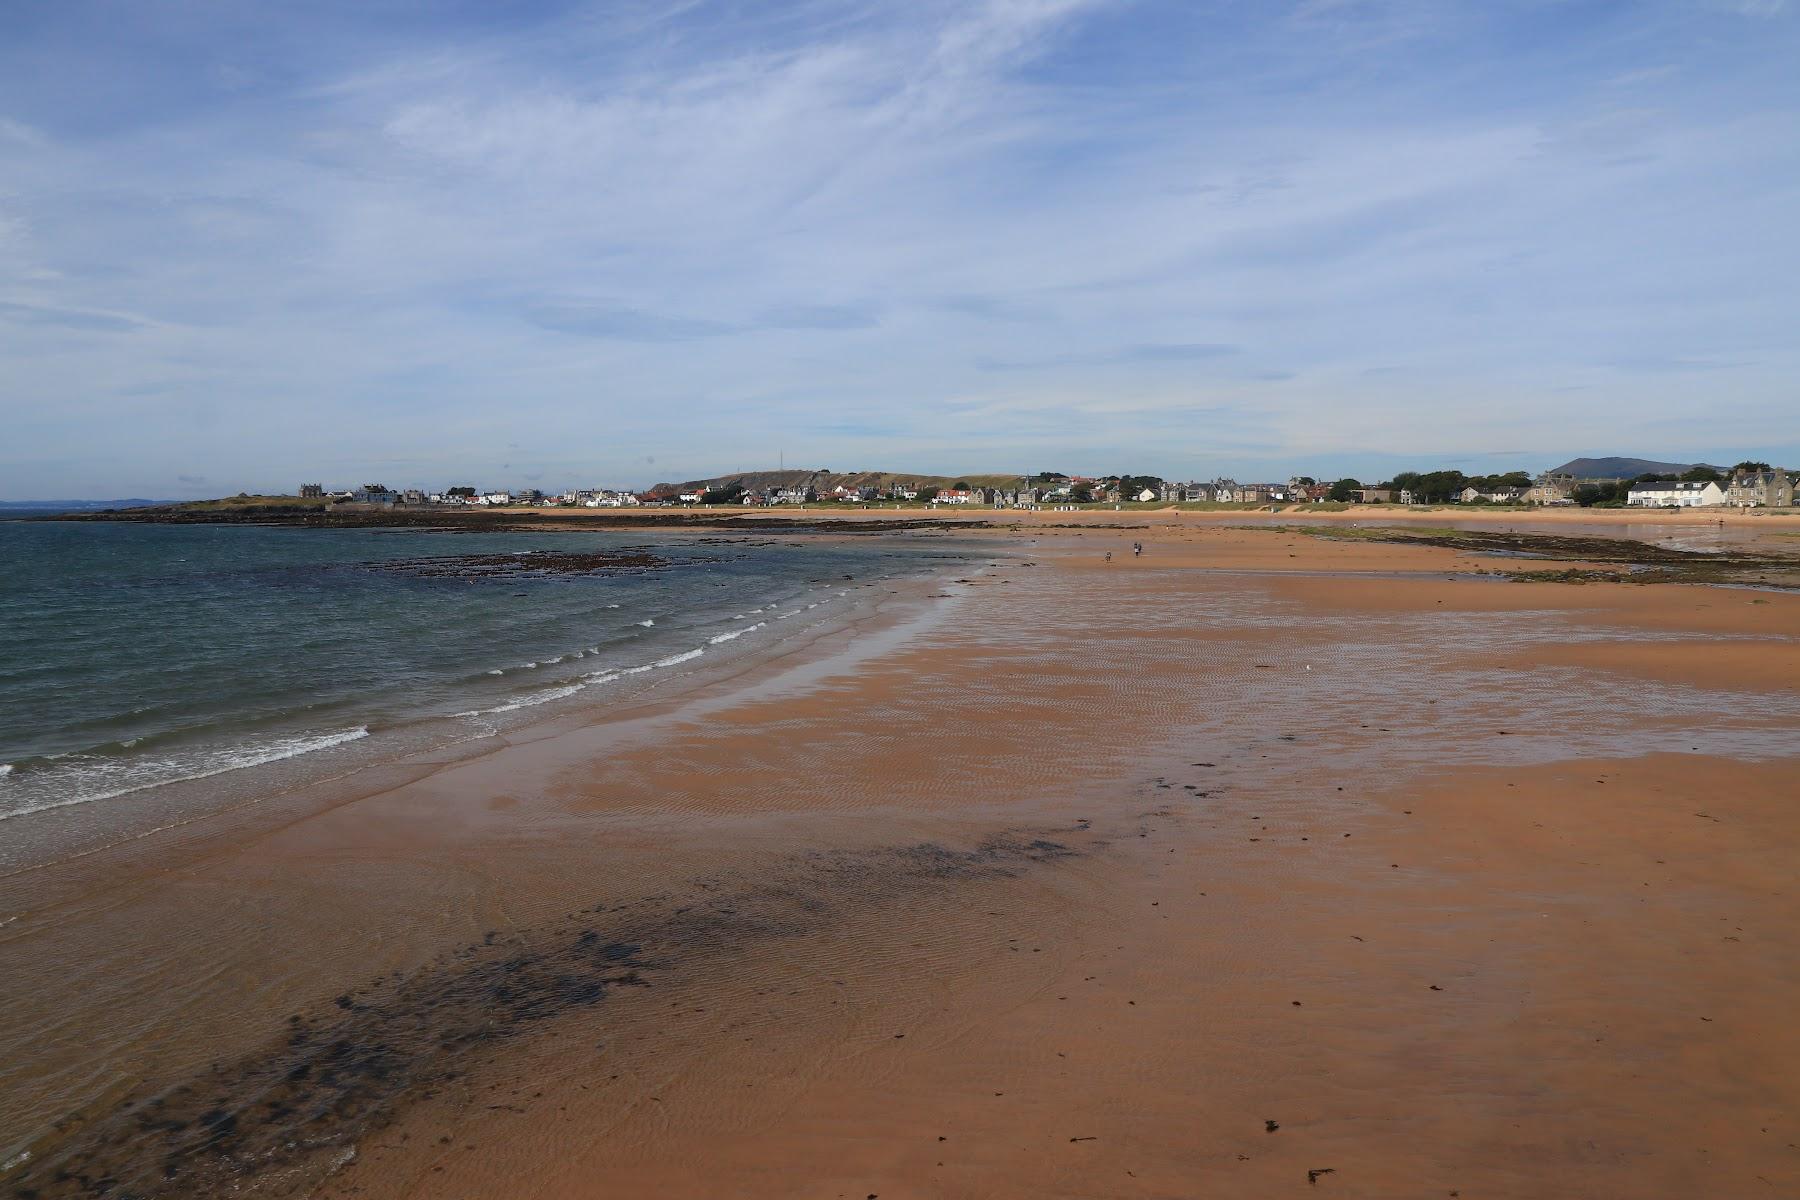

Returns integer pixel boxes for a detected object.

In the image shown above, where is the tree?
[917,486,940,502]
[1418,470,1468,502]
[1116,475,1164,498]
[702,483,745,505]
[1465,470,1530,492]
[1575,481,1630,507]
[1680,466,1723,482]
[1295,476,1316,486]
[1069,483,1095,503]
[953,480,970,490]
[1327,477,1363,502]
[1732,460,1772,474]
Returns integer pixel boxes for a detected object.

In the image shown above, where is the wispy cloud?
[0,0,1796,496]
[1715,0,1787,16]
[757,302,880,330]
[977,343,1241,371]
[522,301,736,341]
[1608,354,1755,373]
[0,301,149,332]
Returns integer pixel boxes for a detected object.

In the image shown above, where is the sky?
[1,0,1797,497]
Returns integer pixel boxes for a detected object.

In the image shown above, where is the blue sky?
[1,0,1796,496]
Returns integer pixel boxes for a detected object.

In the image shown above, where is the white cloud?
[1715,0,1787,16]
[0,0,1796,495]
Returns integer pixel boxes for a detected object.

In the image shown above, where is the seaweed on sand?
[6,832,1084,1200]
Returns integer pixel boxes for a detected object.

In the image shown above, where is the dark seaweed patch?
[1294,526,1800,589]
[8,831,1089,1199]
[351,548,670,580]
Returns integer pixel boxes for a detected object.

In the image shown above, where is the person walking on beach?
[1133,541,1142,557]
[1104,551,1112,562]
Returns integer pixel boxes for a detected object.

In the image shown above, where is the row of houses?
[1627,472,1795,508]
[1154,479,1307,504]
[718,482,995,506]
[313,484,645,508]
[307,467,1795,512]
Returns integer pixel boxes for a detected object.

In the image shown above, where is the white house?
[1627,480,1726,507]
[1458,486,1528,504]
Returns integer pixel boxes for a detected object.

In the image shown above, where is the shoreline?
[0,545,981,894]
[3,520,1797,1197]
[0,525,992,873]
[29,499,1800,535]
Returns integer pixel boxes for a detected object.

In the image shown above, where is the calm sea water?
[0,521,963,828]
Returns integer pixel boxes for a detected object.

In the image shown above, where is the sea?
[0,519,968,853]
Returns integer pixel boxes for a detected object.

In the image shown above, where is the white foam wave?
[0,727,371,822]
[486,668,504,676]
[482,683,586,714]
[637,619,654,627]
[653,648,704,668]
[709,622,765,645]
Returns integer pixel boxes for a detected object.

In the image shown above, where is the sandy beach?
[3,516,1797,1198]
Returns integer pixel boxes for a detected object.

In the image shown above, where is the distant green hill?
[1547,456,1716,480]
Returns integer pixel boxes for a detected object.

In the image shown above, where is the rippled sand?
[2,522,1796,1198]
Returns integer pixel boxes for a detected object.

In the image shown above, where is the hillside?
[651,469,1027,495]
[1547,457,1714,480]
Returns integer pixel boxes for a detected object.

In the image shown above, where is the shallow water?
[0,522,969,844]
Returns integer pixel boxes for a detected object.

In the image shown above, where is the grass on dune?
[165,494,326,512]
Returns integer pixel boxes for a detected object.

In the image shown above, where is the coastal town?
[297,459,1797,513]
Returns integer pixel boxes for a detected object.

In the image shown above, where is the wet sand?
[3,522,1797,1198]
